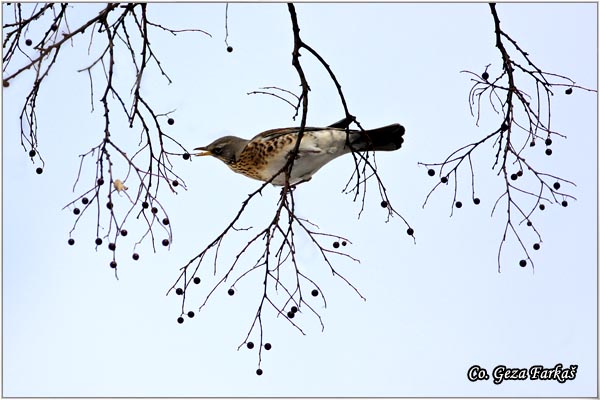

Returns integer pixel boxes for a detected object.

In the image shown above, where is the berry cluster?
[64,176,178,275]
[421,123,574,271]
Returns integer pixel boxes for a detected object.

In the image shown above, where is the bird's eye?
[212,147,223,155]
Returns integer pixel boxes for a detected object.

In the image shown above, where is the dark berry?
[25,38,32,46]
[565,87,573,95]
[264,343,272,350]
[561,200,568,207]
[545,138,552,146]
[519,259,527,268]
[29,149,36,157]
[176,288,183,295]
[110,260,117,268]
[427,169,435,176]
[341,241,347,246]
[380,200,388,208]
[120,229,128,236]
[95,238,103,245]
[510,174,518,181]
[311,289,319,297]
[539,204,545,211]
[473,198,481,205]
[406,228,414,236]
[82,197,89,205]
[287,311,295,318]
[553,182,561,190]
[151,207,158,214]
[167,118,174,125]
[228,288,235,296]
[106,201,113,210]
[545,148,553,156]
[132,253,140,260]
[142,201,149,209]
[172,180,179,187]
[530,141,536,147]
[187,311,195,318]
[183,153,190,160]
[527,220,532,227]
[108,243,116,251]
[162,218,170,225]
[455,201,462,209]
[482,71,489,80]
[2,80,9,88]
[51,24,58,31]
[227,46,233,53]
[97,178,104,186]
[517,170,523,177]
[162,238,169,246]
[35,167,43,174]
[441,176,448,184]
[533,243,541,251]
[291,306,298,313]
[68,238,75,246]
[177,317,184,324]
[256,368,263,376]
[500,123,508,132]
[193,277,201,284]
[333,241,340,248]
[73,208,80,215]
[246,342,254,349]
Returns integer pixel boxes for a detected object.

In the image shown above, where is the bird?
[194,119,405,186]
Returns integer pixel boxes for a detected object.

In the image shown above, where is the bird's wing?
[327,116,355,129]
[253,126,331,141]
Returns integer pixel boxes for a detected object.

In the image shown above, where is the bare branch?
[418,3,595,271]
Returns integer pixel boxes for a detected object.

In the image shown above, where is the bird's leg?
[292,177,311,188]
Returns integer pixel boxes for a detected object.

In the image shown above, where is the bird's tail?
[349,123,405,152]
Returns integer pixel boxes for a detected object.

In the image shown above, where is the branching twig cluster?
[418,3,595,271]
[3,3,210,275]
[168,3,412,374]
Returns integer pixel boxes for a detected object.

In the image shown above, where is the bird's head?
[194,136,248,165]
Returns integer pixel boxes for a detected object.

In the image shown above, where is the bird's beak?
[194,146,212,157]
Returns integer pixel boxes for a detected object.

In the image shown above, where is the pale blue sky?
[2,2,597,397]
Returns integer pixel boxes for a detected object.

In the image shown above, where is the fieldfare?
[194,120,405,186]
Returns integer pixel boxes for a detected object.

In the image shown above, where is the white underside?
[261,129,352,185]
